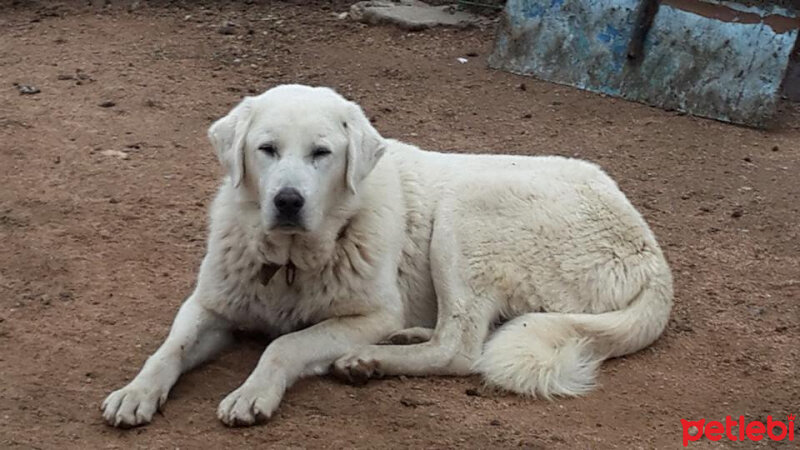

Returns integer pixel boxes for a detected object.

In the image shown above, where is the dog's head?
[208,84,386,234]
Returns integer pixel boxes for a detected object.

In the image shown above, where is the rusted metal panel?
[489,0,800,127]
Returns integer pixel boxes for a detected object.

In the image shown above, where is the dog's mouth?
[270,220,307,234]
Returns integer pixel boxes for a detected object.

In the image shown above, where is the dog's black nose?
[274,187,305,216]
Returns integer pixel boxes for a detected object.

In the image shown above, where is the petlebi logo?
[681,415,796,446]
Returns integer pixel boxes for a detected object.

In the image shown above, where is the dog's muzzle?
[273,187,305,228]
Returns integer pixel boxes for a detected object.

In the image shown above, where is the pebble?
[399,396,434,407]
[671,317,693,333]
[100,149,129,159]
[15,84,40,95]
[218,21,236,35]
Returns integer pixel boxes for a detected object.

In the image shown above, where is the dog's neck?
[257,217,352,285]
[259,205,357,273]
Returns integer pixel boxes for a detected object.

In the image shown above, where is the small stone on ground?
[15,84,40,95]
[350,0,483,31]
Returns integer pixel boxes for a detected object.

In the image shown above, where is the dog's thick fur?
[102,85,673,428]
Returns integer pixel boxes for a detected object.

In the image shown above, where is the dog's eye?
[311,146,331,159]
[258,143,277,157]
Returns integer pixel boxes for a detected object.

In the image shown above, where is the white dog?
[102,84,673,428]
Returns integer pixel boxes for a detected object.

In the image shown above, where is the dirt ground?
[1,1,798,449]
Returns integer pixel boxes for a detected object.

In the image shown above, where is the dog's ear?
[208,97,255,187]
[344,102,386,194]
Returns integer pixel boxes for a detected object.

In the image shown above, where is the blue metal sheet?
[489,0,799,127]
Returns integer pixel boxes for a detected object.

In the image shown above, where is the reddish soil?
[1,1,798,449]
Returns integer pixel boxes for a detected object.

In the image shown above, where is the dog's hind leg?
[101,293,232,428]
[333,201,493,382]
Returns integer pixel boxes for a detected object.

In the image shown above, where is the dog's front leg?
[102,294,232,427]
[217,312,399,427]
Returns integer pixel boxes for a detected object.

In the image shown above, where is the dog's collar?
[259,261,297,286]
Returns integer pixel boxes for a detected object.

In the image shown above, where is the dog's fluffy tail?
[473,278,672,399]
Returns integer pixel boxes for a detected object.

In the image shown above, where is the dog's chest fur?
[197,188,392,336]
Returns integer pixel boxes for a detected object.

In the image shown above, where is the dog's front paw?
[101,382,167,428]
[380,327,434,345]
[217,382,283,427]
[332,353,382,386]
